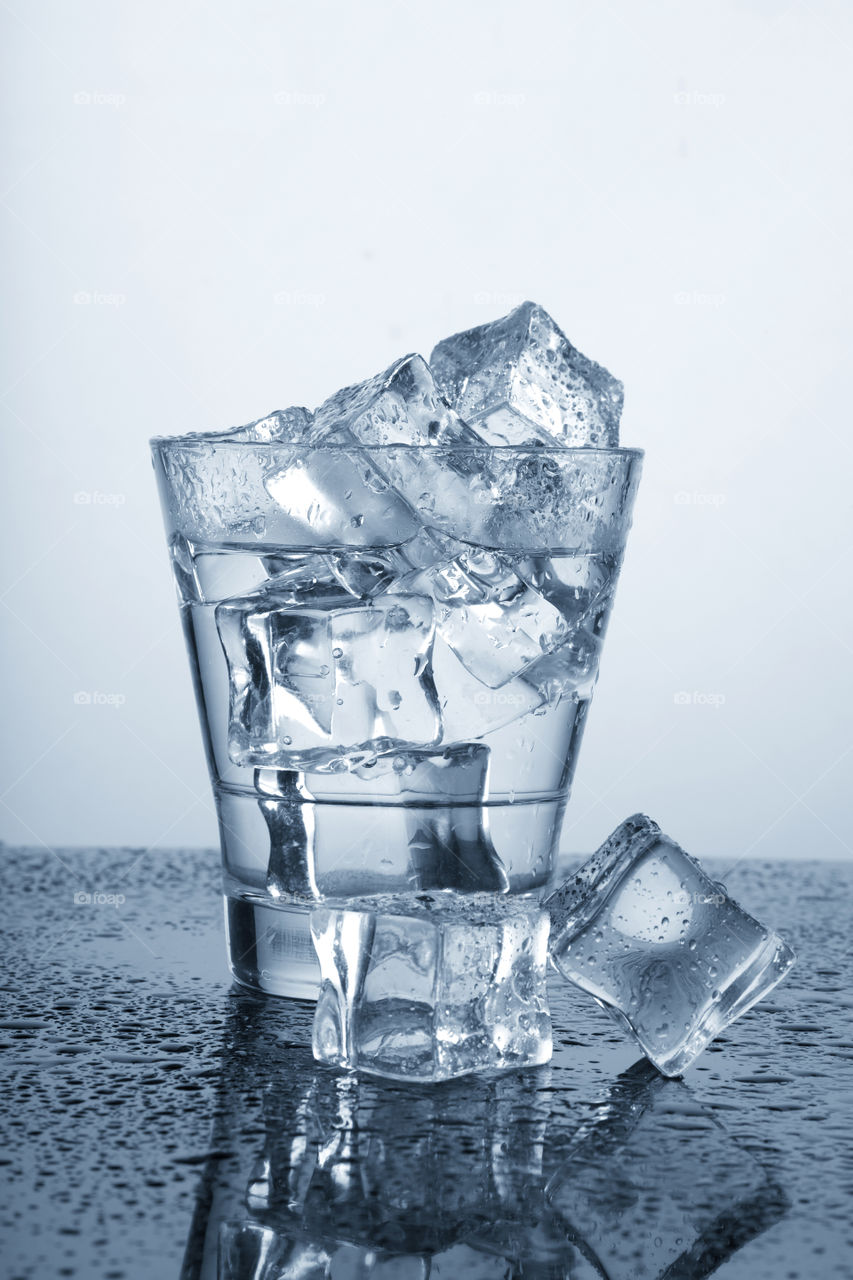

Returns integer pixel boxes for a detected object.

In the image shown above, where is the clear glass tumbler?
[151,437,642,997]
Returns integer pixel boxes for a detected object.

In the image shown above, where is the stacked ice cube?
[214,302,623,776]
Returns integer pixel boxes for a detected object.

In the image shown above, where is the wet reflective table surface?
[1,848,851,1278]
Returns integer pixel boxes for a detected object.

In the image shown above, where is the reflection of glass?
[546,1063,789,1280]
[181,1002,787,1280]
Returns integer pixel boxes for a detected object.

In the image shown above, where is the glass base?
[225,893,321,1000]
[219,788,568,999]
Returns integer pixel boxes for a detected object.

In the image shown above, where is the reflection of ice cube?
[396,745,508,893]
[216,589,441,769]
[313,354,495,536]
[218,1222,332,1278]
[546,1069,788,1280]
[400,549,570,689]
[431,301,623,447]
[546,815,796,1075]
[254,1065,550,1259]
[311,893,551,1082]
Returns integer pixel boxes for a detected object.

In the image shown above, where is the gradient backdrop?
[2,0,851,863]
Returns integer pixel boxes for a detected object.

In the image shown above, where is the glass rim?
[150,435,643,460]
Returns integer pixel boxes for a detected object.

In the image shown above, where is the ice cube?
[517,551,614,623]
[545,815,796,1075]
[264,746,508,895]
[431,300,623,447]
[312,354,496,537]
[326,549,399,598]
[257,769,318,900]
[310,892,551,1081]
[216,589,441,770]
[313,352,478,448]
[429,637,545,742]
[396,746,509,893]
[546,1067,788,1280]
[264,444,420,550]
[298,743,488,803]
[174,543,345,606]
[326,527,465,602]
[398,548,571,689]
[207,405,316,443]
[331,598,441,754]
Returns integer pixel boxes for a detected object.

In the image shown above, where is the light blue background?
[2,0,850,861]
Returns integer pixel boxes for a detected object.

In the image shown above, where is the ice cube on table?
[545,814,796,1076]
[431,300,623,447]
[216,588,441,770]
[310,892,551,1081]
[398,548,571,689]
